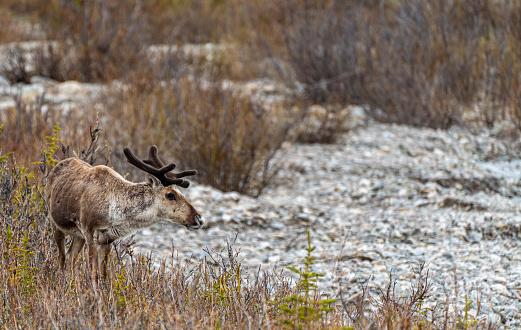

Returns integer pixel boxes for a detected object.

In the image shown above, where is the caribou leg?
[52,223,66,269]
[99,243,112,278]
[67,236,86,270]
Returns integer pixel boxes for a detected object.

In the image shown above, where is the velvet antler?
[123,146,197,188]
[142,146,197,188]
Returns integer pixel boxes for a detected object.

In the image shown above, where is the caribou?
[45,145,204,278]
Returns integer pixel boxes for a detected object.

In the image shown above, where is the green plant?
[43,123,62,168]
[278,229,336,328]
[456,294,478,329]
[32,123,62,171]
[114,268,131,310]
[10,231,39,295]
[3,224,14,254]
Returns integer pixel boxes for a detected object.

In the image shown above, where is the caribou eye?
[166,192,176,201]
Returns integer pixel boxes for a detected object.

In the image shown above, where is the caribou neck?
[107,182,159,227]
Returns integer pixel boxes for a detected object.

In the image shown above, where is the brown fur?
[46,158,203,277]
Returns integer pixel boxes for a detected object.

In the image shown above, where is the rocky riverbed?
[131,121,521,328]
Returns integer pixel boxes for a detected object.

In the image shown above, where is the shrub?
[270,1,366,105]
[255,0,521,131]
[103,77,295,197]
[361,0,482,128]
[1,45,31,84]
[32,42,68,82]
[46,0,151,82]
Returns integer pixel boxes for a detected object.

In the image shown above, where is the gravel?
[130,121,521,328]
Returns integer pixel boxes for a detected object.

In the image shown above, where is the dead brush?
[46,0,150,82]
[252,0,521,132]
[372,263,434,329]
[0,90,50,161]
[1,0,252,83]
[32,42,68,82]
[102,76,296,197]
[1,45,31,84]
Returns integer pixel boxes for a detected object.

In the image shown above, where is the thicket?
[2,0,521,141]
[101,76,296,197]
[254,0,521,130]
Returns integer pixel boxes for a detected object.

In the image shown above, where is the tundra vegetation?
[0,0,513,328]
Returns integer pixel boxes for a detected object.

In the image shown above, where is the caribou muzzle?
[187,215,204,230]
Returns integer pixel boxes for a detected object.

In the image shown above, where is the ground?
[132,120,521,327]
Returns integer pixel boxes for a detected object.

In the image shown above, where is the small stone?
[490,283,508,294]
[372,182,384,191]
[0,75,10,86]
[296,213,312,222]
[221,214,232,222]
[372,264,386,272]
[398,188,409,197]
[270,222,285,230]
[490,254,501,265]
[326,231,340,241]
[486,313,501,325]
[223,192,241,202]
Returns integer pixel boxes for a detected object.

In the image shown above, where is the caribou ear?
[147,174,162,189]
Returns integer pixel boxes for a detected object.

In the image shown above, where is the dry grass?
[0,156,494,329]
[0,89,110,171]
[0,92,53,160]
[0,7,38,43]
[0,161,297,328]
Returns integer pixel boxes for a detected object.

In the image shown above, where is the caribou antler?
[142,145,197,188]
[123,146,197,188]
